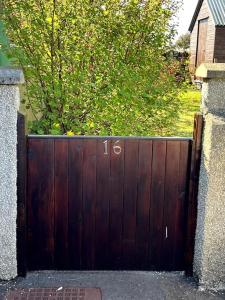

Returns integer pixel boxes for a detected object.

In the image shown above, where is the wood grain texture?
[68,139,84,269]
[196,19,209,67]
[162,141,181,270]
[95,139,111,269]
[135,140,152,269]
[27,136,193,271]
[123,140,139,269]
[149,141,167,270]
[27,139,54,270]
[54,140,69,269]
[82,139,97,269]
[109,139,124,269]
[174,141,191,270]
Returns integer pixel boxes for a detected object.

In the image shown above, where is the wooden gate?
[26,134,195,272]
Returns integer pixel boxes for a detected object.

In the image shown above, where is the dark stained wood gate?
[26,134,195,272]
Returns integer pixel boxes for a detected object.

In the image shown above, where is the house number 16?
[103,140,122,155]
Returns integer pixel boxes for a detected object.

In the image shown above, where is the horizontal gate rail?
[28,135,193,141]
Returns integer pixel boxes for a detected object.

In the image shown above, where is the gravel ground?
[0,271,225,300]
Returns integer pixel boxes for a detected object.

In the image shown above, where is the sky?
[176,0,199,37]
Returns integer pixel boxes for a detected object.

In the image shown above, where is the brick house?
[189,0,225,73]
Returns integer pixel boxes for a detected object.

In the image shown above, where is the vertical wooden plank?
[17,113,27,277]
[185,113,203,275]
[162,141,180,271]
[95,139,111,269]
[135,140,152,269]
[27,138,54,270]
[149,141,166,270]
[123,139,139,269]
[54,139,69,269]
[82,139,97,269]
[109,139,124,269]
[196,19,208,67]
[173,140,191,269]
[68,139,84,269]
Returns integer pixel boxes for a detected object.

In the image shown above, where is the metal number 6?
[113,140,122,155]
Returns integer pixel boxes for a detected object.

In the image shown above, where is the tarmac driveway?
[0,271,225,300]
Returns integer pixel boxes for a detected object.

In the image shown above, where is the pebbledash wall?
[0,68,24,280]
[194,63,225,290]
[0,66,225,290]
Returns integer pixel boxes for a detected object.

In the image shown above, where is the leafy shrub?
[2,0,183,136]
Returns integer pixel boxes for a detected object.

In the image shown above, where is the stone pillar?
[0,68,24,280]
[194,63,225,290]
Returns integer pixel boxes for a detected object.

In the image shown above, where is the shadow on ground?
[0,271,225,300]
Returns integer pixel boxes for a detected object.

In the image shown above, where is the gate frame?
[17,115,203,277]
[17,113,27,277]
[185,113,204,276]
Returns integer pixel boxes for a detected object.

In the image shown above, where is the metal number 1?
[103,140,108,155]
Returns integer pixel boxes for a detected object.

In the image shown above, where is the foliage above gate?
[0,22,11,67]
[2,0,183,136]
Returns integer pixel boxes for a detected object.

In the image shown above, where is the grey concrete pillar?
[0,68,24,280]
[194,63,225,290]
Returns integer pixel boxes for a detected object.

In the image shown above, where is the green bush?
[2,0,183,136]
[0,21,11,67]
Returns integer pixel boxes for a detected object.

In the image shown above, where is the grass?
[174,87,201,137]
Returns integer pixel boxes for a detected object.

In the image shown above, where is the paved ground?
[0,271,225,300]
